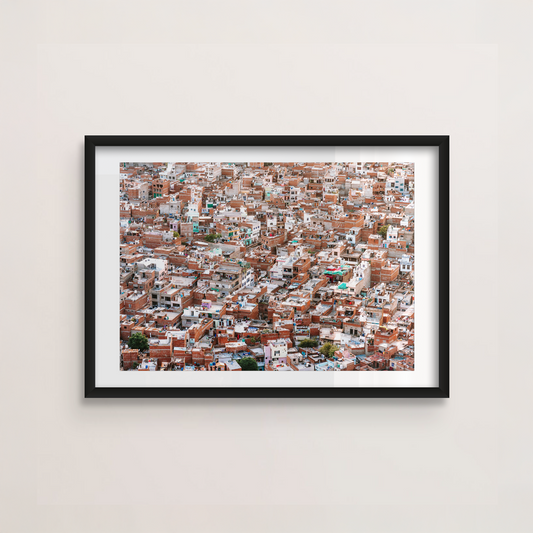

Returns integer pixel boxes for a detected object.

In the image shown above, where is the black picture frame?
[85,135,449,398]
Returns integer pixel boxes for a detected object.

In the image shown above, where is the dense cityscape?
[120,161,415,372]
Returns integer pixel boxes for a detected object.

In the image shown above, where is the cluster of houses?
[120,161,415,372]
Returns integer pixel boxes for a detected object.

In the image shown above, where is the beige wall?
[1,1,532,532]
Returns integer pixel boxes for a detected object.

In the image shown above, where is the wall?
[1,1,532,532]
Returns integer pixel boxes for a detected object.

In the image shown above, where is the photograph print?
[119,161,415,374]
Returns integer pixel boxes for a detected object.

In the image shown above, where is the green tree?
[237,357,259,371]
[378,224,389,239]
[299,338,318,348]
[204,233,221,243]
[128,332,149,352]
[173,231,180,238]
[319,342,340,358]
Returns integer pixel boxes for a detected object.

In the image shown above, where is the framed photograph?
[85,135,449,398]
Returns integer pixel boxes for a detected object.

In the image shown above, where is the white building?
[386,225,399,243]
[347,227,362,245]
[241,267,255,288]
[246,218,261,242]
[400,254,414,273]
[333,261,370,297]
[266,215,277,229]
[136,258,168,278]
[159,197,181,216]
